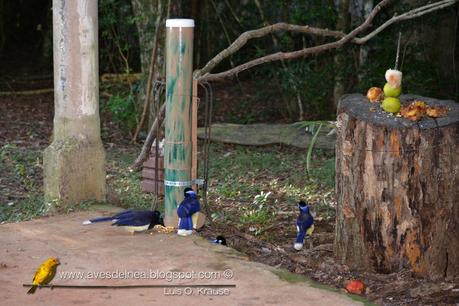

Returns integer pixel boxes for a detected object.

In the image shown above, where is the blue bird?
[82,210,163,234]
[294,201,314,250]
[177,187,201,236]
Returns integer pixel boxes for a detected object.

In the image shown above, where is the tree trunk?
[334,93,459,280]
[354,0,373,82]
[131,0,167,133]
[130,0,164,74]
[333,0,351,110]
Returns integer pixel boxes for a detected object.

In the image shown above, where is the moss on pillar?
[44,137,106,206]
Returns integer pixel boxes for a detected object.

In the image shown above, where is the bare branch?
[130,102,166,172]
[132,1,164,142]
[198,0,392,82]
[193,23,345,78]
[132,0,457,170]
[355,0,458,44]
[196,0,458,82]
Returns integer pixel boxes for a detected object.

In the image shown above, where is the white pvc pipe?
[166,19,195,28]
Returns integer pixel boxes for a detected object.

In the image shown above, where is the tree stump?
[334,93,459,280]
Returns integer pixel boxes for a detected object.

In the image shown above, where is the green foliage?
[103,94,138,133]
[291,121,336,180]
[0,194,48,223]
[204,143,334,204]
[240,191,276,230]
[227,99,256,124]
[99,0,140,73]
[239,207,275,227]
[199,0,456,121]
[0,144,41,191]
[0,145,47,222]
[309,157,335,189]
[106,148,156,211]
[201,143,336,231]
[0,145,156,223]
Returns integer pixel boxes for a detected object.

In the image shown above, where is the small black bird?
[83,210,163,233]
[212,235,227,246]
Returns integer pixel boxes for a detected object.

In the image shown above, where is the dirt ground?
[1,77,458,305]
[0,208,367,306]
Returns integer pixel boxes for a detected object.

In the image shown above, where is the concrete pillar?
[44,0,105,205]
[164,19,194,227]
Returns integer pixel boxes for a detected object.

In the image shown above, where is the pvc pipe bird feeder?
[164,19,195,227]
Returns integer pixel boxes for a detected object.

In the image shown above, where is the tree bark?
[334,93,459,280]
[356,0,373,82]
[130,0,164,75]
[333,0,351,110]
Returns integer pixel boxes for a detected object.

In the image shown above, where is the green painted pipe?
[164,19,194,227]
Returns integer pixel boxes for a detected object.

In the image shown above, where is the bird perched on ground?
[27,257,60,294]
[82,210,163,234]
[212,235,227,246]
[177,187,201,236]
[294,201,314,250]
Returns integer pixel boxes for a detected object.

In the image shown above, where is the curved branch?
[132,0,165,142]
[198,0,392,82]
[130,102,166,172]
[131,0,457,170]
[193,23,346,79]
[355,0,458,44]
[196,0,458,82]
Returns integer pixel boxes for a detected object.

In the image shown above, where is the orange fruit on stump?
[366,87,383,103]
[345,279,365,295]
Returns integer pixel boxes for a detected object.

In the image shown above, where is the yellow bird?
[27,257,60,294]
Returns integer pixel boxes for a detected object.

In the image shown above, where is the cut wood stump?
[334,94,459,280]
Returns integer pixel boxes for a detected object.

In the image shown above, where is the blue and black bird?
[82,210,163,234]
[212,235,227,246]
[294,201,314,250]
[177,187,201,236]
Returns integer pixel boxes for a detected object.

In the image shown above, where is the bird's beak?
[56,259,61,265]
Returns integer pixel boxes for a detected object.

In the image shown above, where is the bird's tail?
[296,224,307,244]
[82,216,113,225]
[27,285,37,294]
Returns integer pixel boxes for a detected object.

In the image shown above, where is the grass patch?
[0,144,43,191]
[105,146,156,211]
[1,142,334,224]
[0,194,47,222]
[203,143,336,233]
[273,269,310,284]
[1,144,157,223]
[1,144,45,222]
[205,143,335,203]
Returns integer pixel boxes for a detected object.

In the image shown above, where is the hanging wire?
[198,81,214,220]
[151,80,165,211]
[394,32,402,70]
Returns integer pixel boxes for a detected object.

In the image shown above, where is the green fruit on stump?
[382,97,401,113]
[383,83,401,97]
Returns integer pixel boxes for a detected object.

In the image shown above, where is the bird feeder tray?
[334,93,459,280]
